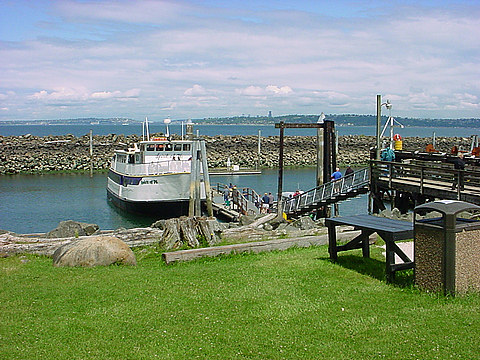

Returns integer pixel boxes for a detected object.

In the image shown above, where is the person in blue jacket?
[331,168,342,181]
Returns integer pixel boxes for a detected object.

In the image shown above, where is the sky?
[0,0,479,121]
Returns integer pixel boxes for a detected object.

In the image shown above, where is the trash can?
[414,200,480,295]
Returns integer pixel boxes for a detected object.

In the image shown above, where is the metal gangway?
[283,168,370,217]
[213,183,261,218]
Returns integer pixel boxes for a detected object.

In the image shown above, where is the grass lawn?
[1,245,479,359]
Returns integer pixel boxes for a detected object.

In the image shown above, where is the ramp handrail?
[283,167,370,214]
[214,183,260,215]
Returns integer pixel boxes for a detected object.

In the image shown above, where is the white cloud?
[236,85,293,97]
[1,1,479,120]
[184,85,207,96]
[266,86,293,95]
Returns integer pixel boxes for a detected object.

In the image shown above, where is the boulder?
[291,216,317,230]
[238,214,256,226]
[52,236,136,267]
[46,220,99,238]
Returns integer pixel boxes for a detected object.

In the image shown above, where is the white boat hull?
[107,170,205,216]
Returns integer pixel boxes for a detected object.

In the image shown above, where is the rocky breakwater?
[0,133,472,175]
[0,133,136,175]
[204,134,471,168]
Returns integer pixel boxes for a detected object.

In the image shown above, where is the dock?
[209,169,261,176]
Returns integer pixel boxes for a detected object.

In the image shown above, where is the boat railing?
[113,160,192,176]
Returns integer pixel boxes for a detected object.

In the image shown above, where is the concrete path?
[380,241,414,264]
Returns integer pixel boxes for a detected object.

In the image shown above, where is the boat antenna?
[164,117,171,138]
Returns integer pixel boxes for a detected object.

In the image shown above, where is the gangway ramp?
[283,168,370,218]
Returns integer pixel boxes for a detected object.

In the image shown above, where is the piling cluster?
[0,133,472,175]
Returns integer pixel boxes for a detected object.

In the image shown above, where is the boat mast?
[164,117,171,138]
[143,116,150,141]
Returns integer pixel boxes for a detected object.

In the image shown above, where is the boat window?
[183,144,191,152]
[128,155,135,164]
[156,144,164,151]
[124,176,142,186]
[135,154,141,163]
[117,154,126,163]
[146,144,155,151]
[174,144,182,151]
[140,144,145,151]
[165,143,173,151]
[108,170,122,185]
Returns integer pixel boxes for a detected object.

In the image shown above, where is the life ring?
[393,134,402,141]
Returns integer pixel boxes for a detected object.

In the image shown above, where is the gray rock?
[238,214,256,226]
[52,236,136,267]
[267,215,287,230]
[263,223,273,231]
[391,208,402,220]
[291,216,317,230]
[46,220,99,238]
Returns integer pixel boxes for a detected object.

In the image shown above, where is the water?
[2,121,470,234]
[1,123,479,138]
[0,168,368,234]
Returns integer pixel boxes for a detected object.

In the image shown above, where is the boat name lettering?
[141,179,158,185]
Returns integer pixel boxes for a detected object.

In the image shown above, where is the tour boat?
[107,119,208,217]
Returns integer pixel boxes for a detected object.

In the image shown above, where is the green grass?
[1,246,479,360]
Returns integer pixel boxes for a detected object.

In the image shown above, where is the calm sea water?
[0,168,367,234]
[1,123,479,138]
[1,122,474,234]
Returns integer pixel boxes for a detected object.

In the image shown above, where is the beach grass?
[1,245,479,359]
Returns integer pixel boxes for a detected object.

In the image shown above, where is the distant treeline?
[197,114,480,128]
[3,115,480,128]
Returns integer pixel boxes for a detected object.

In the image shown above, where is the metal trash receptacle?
[414,200,480,295]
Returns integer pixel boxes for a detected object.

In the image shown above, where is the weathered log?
[0,227,163,256]
[180,217,199,248]
[160,218,182,250]
[158,217,226,250]
[162,230,370,265]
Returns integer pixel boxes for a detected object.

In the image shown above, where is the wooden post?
[323,120,335,183]
[200,140,213,217]
[188,141,197,217]
[376,95,382,160]
[89,129,93,178]
[257,129,261,171]
[194,141,202,216]
[277,122,284,216]
[316,126,323,187]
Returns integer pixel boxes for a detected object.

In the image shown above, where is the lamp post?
[375,95,393,159]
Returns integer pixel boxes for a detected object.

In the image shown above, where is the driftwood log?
[0,227,163,257]
[159,216,223,250]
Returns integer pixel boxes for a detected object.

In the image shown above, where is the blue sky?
[0,0,479,121]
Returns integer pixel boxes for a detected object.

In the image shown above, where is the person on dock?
[331,168,342,181]
[345,166,354,176]
[261,193,270,214]
[223,187,230,204]
[268,192,274,213]
[451,152,465,190]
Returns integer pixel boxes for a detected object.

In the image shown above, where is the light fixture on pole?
[379,99,404,149]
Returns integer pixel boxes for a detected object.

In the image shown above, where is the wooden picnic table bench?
[325,214,414,282]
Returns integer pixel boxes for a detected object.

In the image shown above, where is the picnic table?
[325,214,414,282]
